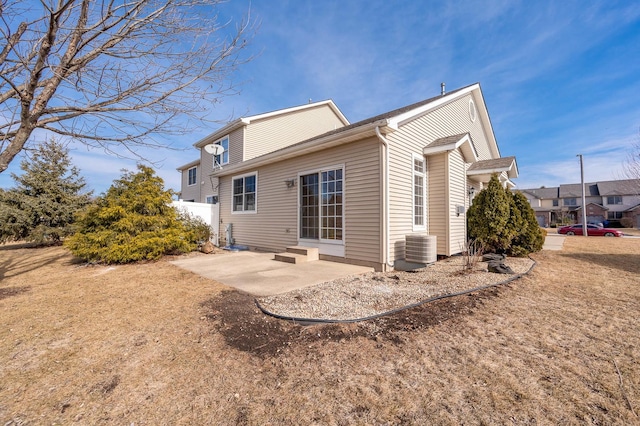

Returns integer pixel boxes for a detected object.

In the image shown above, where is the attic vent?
[469,99,477,122]
[405,235,437,264]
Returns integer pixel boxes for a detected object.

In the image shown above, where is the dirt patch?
[1,239,639,424]
[0,286,30,300]
[203,286,504,358]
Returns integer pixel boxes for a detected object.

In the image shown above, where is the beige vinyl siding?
[398,94,495,161]
[229,127,245,165]
[448,149,467,255]
[243,105,345,160]
[218,136,382,266]
[387,149,415,261]
[192,128,244,202]
[540,199,557,209]
[427,153,447,256]
[179,165,200,201]
[386,93,495,260]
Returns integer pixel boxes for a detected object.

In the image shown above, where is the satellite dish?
[204,144,225,155]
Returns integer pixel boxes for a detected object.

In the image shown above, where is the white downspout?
[375,126,394,269]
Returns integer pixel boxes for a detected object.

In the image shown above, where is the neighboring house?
[517,179,640,228]
[178,83,518,271]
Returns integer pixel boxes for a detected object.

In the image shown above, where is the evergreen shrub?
[0,139,92,244]
[467,174,545,256]
[66,165,203,263]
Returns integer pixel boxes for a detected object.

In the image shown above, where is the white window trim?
[187,166,197,186]
[230,171,258,214]
[606,195,622,205]
[412,153,426,231]
[297,164,345,246]
[214,135,230,166]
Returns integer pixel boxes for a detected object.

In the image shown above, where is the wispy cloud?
[2,0,639,195]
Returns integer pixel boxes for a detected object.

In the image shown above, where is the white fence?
[172,200,220,246]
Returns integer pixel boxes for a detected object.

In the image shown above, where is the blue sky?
[2,0,639,194]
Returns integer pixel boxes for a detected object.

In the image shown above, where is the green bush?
[66,165,201,263]
[509,191,545,256]
[0,139,92,244]
[467,174,515,253]
[467,174,545,256]
[178,211,213,244]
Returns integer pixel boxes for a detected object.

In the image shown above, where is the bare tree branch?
[621,128,640,194]
[0,0,254,173]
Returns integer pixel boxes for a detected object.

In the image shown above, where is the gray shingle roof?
[520,187,559,199]
[248,84,477,156]
[426,134,469,149]
[597,179,640,196]
[521,179,640,199]
[467,156,516,171]
[559,183,599,197]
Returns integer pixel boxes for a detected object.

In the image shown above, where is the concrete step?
[274,252,308,264]
[285,246,319,261]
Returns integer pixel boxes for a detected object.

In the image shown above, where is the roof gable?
[597,179,640,196]
[467,156,518,179]
[387,83,501,159]
[574,202,608,211]
[177,159,200,171]
[423,133,478,163]
[211,83,511,177]
[193,100,349,148]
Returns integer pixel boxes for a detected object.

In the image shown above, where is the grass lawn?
[1,237,639,424]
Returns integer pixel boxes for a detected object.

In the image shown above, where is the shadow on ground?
[559,253,640,274]
[0,243,83,281]
[0,286,30,300]
[202,286,505,359]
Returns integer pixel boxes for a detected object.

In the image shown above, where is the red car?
[557,224,623,237]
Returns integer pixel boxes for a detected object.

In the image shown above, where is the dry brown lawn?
[1,237,639,425]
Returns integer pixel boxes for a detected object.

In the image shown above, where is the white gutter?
[375,126,394,269]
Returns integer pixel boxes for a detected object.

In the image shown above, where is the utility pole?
[577,154,588,237]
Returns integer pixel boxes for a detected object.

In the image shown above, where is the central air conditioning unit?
[405,234,437,264]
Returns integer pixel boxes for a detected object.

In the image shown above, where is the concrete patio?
[170,251,373,296]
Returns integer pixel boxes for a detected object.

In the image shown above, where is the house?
[177,83,518,271]
[178,100,349,202]
[517,179,640,228]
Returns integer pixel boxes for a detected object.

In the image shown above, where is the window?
[232,173,256,213]
[214,136,229,166]
[608,211,623,220]
[321,169,343,240]
[413,155,426,229]
[552,199,559,207]
[563,198,577,206]
[187,167,197,186]
[300,174,319,239]
[607,196,622,205]
[206,195,218,204]
[300,167,343,241]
